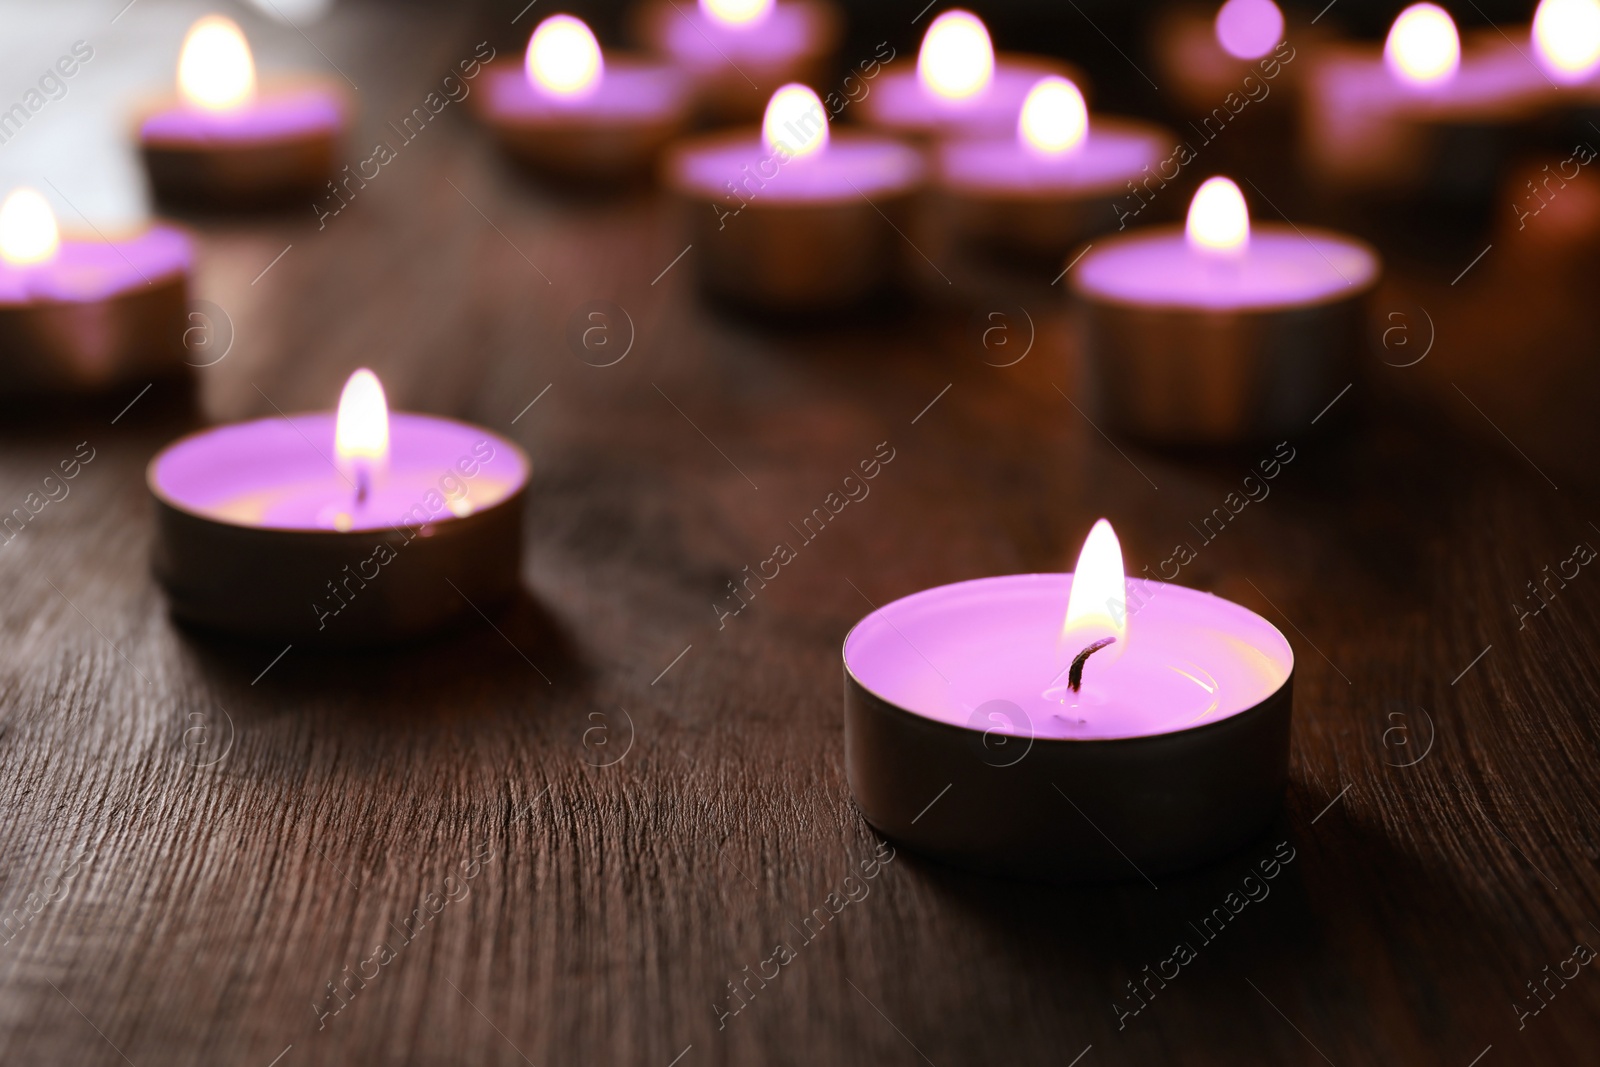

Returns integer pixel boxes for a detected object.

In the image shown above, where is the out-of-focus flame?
[917,9,994,101]
[1385,3,1460,87]
[526,14,604,98]
[1534,0,1600,82]
[0,188,60,266]
[1017,75,1088,155]
[1214,0,1284,61]
[700,0,774,28]
[335,369,390,475]
[178,15,257,111]
[1186,176,1250,253]
[1063,518,1128,650]
[762,84,829,157]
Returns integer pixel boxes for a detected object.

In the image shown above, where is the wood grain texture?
[1,2,1599,1065]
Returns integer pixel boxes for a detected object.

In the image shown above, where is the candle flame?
[700,0,774,28]
[526,14,604,98]
[1214,0,1284,61]
[335,369,389,472]
[0,188,59,266]
[762,83,829,158]
[1186,176,1250,253]
[917,9,994,101]
[1385,3,1460,87]
[1534,0,1600,81]
[1063,518,1128,648]
[1017,76,1088,156]
[178,15,257,111]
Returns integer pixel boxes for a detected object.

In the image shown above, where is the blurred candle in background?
[138,14,346,208]
[1214,0,1284,61]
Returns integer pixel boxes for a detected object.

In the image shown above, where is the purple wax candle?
[665,84,923,309]
[632,0,842,120]
[1302,8,1547,197]
[138,15,346,207]
[148,370,531,646]
[858,9,1080,141]
[1070,177,1380,442]
[477,14,690,183]
[151,412,526,532]
[935,75,1173,259]
[846,576,1291,741]
[843,520,1296,881]
[0,188,191,394]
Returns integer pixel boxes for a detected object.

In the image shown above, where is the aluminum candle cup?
[843,570,1295,883]
[138,18,345,208]
[147,373,530,647]
[477,15,690,184]
[631,0,842,121]
[1070,177,1380,445]
[665,86,923,310]
[0,189,191,394]
[935,76,1173,262]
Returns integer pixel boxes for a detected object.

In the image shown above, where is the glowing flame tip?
[1018,76,1088,155]
[918,9,994,101]
[178,15,257,111]
[0,188,60,266]
[335,369,390,467]
[527,14,604,97]
[1186,176,1250,253]
[763,83,829,158]
[1385,3,1460,86]
[1063,518,1128,646]
[699,0,775,28]
[1534,0,1600,81]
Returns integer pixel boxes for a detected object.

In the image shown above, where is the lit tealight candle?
[1070,176,1380,443]
[665,83,922,309]
[1533,0,1600,82]
[478,13,690,183]
[632,0,841,121]
[1385,3,1460,88]
[138,15,346,208]
[0,187,191,395]
[1151,0,1301,122]
[1302,6,1547,209]
[860,8,1081,140]
[843,519,1296,881]
[147,369,530,645]
[932,75,1174,262]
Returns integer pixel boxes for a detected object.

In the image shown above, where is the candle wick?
[355,468,370,507]
[1067,637,1116,692]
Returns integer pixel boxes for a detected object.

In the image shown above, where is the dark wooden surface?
[3,2,1600,1065]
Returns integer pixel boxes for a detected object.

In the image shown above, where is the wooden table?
[2,3,1599,1064]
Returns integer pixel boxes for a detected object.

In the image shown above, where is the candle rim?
[147,411,531,535]
[842,570,1294,744]
[1070,222,1381,311]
